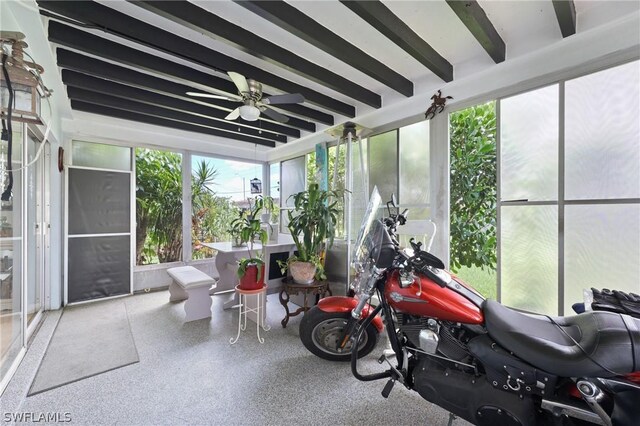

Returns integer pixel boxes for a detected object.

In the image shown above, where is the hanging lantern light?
[0,32,48,124]
[249,143,262,194]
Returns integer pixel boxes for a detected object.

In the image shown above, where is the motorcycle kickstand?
[447,412,457,426]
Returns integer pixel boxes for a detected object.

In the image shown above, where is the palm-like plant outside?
[136,149,221,264]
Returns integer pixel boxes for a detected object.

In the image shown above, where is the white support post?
[345,132,353,291]
[182,152,192,262]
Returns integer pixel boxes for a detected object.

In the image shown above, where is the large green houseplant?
[283,183,343,283]
[229,195,275,290]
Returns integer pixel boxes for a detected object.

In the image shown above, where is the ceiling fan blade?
[227,71,249,94]
[186,91,235,100]
[225,107,241,120]
[261,93,305,105]
[260,106,289,123]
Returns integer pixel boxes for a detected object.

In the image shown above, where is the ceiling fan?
[186,71,305,123]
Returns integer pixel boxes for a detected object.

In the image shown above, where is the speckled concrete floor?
[2,291,468,425]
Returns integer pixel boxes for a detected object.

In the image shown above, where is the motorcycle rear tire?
[300,307,380,361]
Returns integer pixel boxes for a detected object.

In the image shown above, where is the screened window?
[562,61,640,313]
[135,148,182,265]
[72,140,131,171]
[306,144,347,238]
[399,120,430,220]
[280,156,305,233]
[501,85,559,202]
[499,60,640,315]
[368,130,398,203]
[190,156,259,259]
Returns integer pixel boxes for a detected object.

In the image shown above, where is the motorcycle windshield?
[351,187,385,272]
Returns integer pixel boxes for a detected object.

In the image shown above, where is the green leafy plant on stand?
[229,195,275,282]
[278,183,344,282]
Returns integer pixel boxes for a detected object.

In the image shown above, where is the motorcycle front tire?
[300,307,380,361]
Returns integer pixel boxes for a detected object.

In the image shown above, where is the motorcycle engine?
[396,314,473,362]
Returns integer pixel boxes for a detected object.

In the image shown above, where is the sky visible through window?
[192,156,262,201]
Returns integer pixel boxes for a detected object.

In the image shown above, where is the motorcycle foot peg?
[378,349,395,364]
[381,379,395,398]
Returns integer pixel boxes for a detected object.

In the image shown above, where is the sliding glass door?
[0,123,49,392]
[0,124,24,385]
[26,132,46,327]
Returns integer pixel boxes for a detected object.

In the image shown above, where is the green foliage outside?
[449,102,497,297]
[191,160,240,260]
[136,149,184,264]
[135,149,239,265]
[306,145,347,238]
[454,265,497,300]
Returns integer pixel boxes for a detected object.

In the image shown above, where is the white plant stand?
[230,285,270,344]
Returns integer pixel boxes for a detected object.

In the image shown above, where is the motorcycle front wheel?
[300,307,380,361]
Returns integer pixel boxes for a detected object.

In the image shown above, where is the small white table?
[202,236,296,322]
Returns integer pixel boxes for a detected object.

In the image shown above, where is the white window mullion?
[182,152,192,262]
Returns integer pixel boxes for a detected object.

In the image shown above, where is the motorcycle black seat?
[483,299,640,378]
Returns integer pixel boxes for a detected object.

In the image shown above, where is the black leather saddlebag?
[468,334,557,398]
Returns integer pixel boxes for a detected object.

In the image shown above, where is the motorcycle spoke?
[311,319,368,356]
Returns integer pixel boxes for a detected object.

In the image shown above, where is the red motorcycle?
[300,188,640,426]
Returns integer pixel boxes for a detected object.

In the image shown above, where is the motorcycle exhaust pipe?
[576,380,612,426]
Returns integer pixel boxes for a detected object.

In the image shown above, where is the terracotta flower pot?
[289,261,316,284]
[238,263,265,290]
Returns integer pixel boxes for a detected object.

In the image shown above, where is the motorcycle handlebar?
[398,209,409,225]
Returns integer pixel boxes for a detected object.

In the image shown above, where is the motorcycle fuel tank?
[385,270,484,324]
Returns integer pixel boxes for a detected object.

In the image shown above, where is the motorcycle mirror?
[391,194,398,208]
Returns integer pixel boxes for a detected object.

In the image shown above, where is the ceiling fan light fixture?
[239,104,260,121]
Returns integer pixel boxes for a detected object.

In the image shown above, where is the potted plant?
[282,183,343,284]
[229,196,275,290]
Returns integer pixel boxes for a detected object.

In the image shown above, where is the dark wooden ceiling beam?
[56,50,304,137]
[63,71,288,143]
[37,0,352,117]
[132,0,381,109]
[446,0,505,64]
[236,0,414,97]
[339,1,453,82]
[67,88,277,147]
[552,0,576,38]
[47,22,326,128]
[72,100,276,148]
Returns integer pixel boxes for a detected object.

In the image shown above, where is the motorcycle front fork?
[349,283,409,397]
